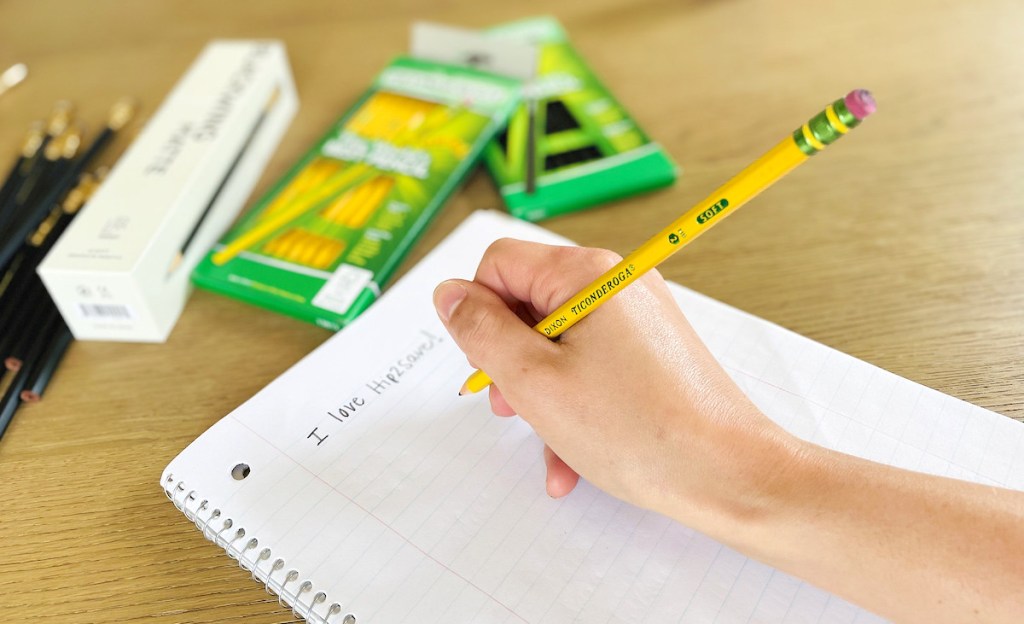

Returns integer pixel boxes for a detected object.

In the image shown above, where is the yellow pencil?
[461,89,877,394]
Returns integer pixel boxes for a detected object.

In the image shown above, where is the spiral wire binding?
[164,475,356,623]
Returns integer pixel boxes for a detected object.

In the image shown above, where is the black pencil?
[0,129,79,267]
[167,89,276,275]
[0,99,130,269]
[525,97,537,195]
[4,300,60,371]
[0,175,93,341]
[0,365,31,440]
[1,279,53,368]
[20,324,72,403]
[0,122,45,213]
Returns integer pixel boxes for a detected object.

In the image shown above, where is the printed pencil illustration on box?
[484,16,679,221]
[194,56,521,330]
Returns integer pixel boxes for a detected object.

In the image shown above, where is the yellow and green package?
[484,16,679,221]
[193,57,521,329]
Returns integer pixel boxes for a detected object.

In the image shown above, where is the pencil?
[4,295,59,371]
[167,88,278,276]
[0,122,45,215]
[525,97,537,195]
[0,365,31,440]
[460,89,878,394]
[20,324,73,402]
[0,127,82,269]
[0,98,129,269]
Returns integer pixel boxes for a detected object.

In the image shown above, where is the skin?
[432,238,1024,624]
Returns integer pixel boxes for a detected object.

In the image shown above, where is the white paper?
[163,210,1024,623]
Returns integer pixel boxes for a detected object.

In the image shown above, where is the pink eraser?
[845,89,876,120]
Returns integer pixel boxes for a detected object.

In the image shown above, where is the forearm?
[715,440,1024,623]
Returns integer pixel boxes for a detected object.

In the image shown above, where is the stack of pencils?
[0,99,135,439]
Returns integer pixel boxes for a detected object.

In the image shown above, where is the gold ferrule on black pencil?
[20,122,46,158]
[28,206,64,247]
[61,172,98,214]
[107,98,137,131]
[60,127,82,159]
[43,134,66,161]
[46,101,74,137]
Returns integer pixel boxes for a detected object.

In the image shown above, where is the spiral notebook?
[162,210,1024,623]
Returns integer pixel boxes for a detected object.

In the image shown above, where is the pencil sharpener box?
[483,16,679,221]
[38,40,298,342]
[192,25,530,331]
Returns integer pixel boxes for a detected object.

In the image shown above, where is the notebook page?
[163,210,1023,623]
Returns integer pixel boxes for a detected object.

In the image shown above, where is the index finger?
[473,238,628,317]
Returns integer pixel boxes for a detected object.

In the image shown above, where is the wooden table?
[1,0,1021,621]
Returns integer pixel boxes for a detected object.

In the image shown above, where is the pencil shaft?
[0,155,28,210]
[0,279,52,361]
[22,323,72,401]
[462,90,877,393]
[0,128,111,269]
[173,104,270,271]
[0,365,30,440]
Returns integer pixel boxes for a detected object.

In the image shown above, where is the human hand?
[432,238,803,538]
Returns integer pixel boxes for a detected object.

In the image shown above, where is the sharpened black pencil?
[1,279,53,367]
[20,323,72,403]
[0,175,94,350]
[4,299,60,371]
[0,365,31,440]
[167,91,274,275]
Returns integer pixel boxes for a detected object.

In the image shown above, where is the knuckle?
[484,237,519,261]
[588,247,623,271]
[455,300,498,348]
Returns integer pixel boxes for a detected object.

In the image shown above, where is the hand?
[432,238,1024,624]
[432,238,801,537]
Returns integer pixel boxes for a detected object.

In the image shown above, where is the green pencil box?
[484,16,679,221]
[193,53,522,330]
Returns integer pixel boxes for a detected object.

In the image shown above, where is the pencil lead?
[107,97,137,131]
[166,252,184,276]
[46,100,74,137]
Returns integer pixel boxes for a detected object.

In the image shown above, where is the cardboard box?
[483,17,679,221]
[38,40,298,341]
[192,25,532,330]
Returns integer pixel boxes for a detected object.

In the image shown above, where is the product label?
[311,264,374,314]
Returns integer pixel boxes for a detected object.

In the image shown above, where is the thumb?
[433,279,555,387]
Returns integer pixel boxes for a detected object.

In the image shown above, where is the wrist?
[662,410,822,553]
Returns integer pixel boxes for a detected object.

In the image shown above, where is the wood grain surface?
[1,0,1021,621]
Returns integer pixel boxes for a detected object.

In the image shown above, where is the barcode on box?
[77,303,135,320]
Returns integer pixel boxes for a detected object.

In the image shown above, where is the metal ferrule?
[792,97,863,156]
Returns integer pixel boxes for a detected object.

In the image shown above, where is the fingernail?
[434,280,467,323]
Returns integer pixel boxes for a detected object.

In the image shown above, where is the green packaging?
[484,16,679,221]
[193,56,521,330]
